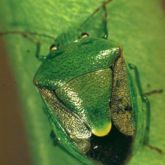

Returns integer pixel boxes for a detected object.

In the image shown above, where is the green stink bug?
[32,1,152,165]
[0,0,162,165]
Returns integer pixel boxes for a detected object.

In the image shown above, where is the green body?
[33,2,149,165]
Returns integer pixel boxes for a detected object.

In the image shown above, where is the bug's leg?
[144,89,163,96]
[50,130,59,146]
[79,0,112,39]
[102,1,109,39]
[0,31,55,61]
[142,97,163,154]
[128,64,163,154]
[98,0,111,39]
[42,105,59,146]
[34,42,47,61]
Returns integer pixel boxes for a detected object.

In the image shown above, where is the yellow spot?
[92,123,112,137]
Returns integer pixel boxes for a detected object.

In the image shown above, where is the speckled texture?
[55,69,112,132]
[34,38,119,90]
[110,53,135,136]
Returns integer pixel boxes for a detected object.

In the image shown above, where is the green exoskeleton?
[0,0,160,165]
[33,1,151,165]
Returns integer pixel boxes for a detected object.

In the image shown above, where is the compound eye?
[50,44,58,52]
[80,32,89,39]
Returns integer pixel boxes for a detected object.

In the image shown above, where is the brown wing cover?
[110,50,135,136]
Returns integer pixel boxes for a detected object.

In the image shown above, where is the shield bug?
[32,1,152,164]
[0,0,158,165]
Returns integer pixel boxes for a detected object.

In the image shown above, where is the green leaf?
[0,0,165,165]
